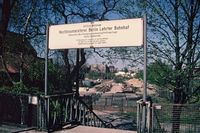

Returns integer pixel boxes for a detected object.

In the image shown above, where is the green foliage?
[0,82,40,95]
[27,60,66,93]
[85,71,101,80]
[114,75,129,83]
[0,82,27,93]
[27,60,44,81]
[106,72,115,79]
[85,71,132,84]
[136,61,173,87]
[50,100,61,124]
[85,71,115,80]
[135,70,143,80]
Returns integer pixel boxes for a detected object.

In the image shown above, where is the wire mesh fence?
[152,103,200,133]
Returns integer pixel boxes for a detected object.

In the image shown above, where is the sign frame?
[48,18,144,49]
[44,16,147,131]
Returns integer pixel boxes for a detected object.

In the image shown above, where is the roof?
[0,31,37,73]
[4,32,37,55]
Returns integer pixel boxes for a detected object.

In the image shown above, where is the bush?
[114,75,130,83]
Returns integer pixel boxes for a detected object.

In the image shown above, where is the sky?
[86,52,132,70]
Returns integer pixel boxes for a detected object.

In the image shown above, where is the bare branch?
[147,0,176,33]
[93,48,104,58]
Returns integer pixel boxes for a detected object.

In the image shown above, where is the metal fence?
[0,92,114,132]
[152,103,200,133]
[2,92,200,133]
[37,93,114,131]
[87,93,140,112]
[137,100,200,133]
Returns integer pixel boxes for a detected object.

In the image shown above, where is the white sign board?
[28,96,38,105]
[49,18,143,49]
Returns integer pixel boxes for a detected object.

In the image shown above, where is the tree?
[0,0,16,46]
[1,0,123,93]
[111,0,199,132]
[44,0,121,93]
[141,0,200,132]
[114,0,200,103]
[0,0,16,84]
[146,0,199,102]
[136,60,174,87]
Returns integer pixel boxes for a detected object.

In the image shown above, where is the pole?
[142,14,147,133]
[76,49,80,96]
[143,14,147,106]
[45,24,49,96]
[45,24,49,130]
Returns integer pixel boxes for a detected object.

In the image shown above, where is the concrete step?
[21,126,137,133]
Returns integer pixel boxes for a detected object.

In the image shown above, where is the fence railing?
[2,92,200,132]
[37,93,114,131]
[92,93,140,105]
[137,99,200,133]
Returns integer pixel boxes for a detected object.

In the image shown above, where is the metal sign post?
[142,14,147,133]
[45,24,49,130]
[45,26,49,96]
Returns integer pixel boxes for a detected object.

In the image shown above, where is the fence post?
[151,105,154,133]
[137,100,142,133]
[146,102,151,133]
[20,96,25,125]
[121,98,124,112]
[37,96,42,129]
[111,94,113,105]
[42,96,50,131]
[105,98,107,109]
